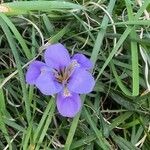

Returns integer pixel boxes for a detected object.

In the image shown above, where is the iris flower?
[26,43,95,117]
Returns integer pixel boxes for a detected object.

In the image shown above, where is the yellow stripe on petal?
[63,87,71,97]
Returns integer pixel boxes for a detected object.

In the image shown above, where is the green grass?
[0,0,150,149]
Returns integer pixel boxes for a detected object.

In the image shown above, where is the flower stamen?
[54,60,79,85]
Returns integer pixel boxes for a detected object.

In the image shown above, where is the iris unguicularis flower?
[26,43,95,117]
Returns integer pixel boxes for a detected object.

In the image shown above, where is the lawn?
[0,0,150,149]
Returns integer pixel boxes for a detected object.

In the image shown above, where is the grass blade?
[0,1,84,15]
[0,17,31,123]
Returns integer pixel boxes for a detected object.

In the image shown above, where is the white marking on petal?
[63,87,71,97]
[71,60,80,68]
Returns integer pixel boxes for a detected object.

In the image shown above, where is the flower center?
[54,60,79,84]
[53,60,79,97]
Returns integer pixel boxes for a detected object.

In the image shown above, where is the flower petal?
[68,68,95,94]
[35,70,62,95]
[26,61,46,85]
[44,43,71,69]
[56,93,81,117]
[72,53,93,70]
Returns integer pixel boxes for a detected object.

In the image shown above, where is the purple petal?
[26,61,46,85]
[57,93,81,117]
[68,68,95,94]
[35,70,62,95]
[72,53,93,70]
[44,43,71,69]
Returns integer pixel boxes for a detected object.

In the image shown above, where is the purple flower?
[26,43,95,117]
